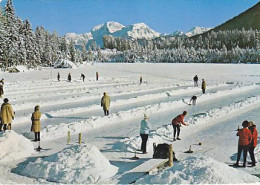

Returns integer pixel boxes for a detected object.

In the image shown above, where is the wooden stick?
[169,144,173,167]
[67,131,71,144]
[79,133,82,145]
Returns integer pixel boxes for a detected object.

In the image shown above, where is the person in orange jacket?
[172,111,187,141]
[248,121,258,166]
[235,120,252,167]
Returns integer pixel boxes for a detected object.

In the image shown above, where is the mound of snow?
[136,156,259,184]
[0,130,35,163]
[16,65,29,72]
[53,59,77,69]
[17,144,118,184]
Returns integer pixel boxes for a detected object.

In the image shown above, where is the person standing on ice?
[248,121,258,167]
[172,111,187,141]
[193,75,198,87]
[0,83,4,98]
[140,76,143,85]
[31,105,42,142]
[57,72,60,81]
[189,95,197,105]
[96,72,99,81]
[68,73,72,82]
[80,73,85,82]
[101,92,110,116]
[201,79,206,94]
[235,120,252,167]
[0,98,15,131]
[140,114,151,154]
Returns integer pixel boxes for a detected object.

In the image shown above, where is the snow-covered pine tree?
[69,40,76,62]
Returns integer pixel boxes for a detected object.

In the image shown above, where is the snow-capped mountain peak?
[185,26,211,37]
[92,21,125,33]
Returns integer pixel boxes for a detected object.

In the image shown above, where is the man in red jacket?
[248,121,258,167]
[235,120,252,167]
[172,111,187,141]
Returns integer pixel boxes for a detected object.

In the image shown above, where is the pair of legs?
[140,134,148,153]
[202,89,205,94]
[172,124,181,140]
[103,108,109,116]
[194,81,198,87]
[248,146,256,166]
[34,132,40,141]
[1,123,11,131]
[236,145,249,166]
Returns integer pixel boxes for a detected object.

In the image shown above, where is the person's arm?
[180,116,186,126]
[101,97,103,107]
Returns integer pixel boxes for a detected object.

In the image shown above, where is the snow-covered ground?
[0,63,260,184]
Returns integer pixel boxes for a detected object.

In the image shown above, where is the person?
[248,121,258,167]
[101,92,110,116]
[172,111,188,141]
[0,98,15,131]
[80,73,85,82]
[68,73,72,82]
[140,114,151,154]
[31,105,42,142]
[235,120,252,167]
[96,72,99,81]
[201,79,206,94]
[0,78,4,85]
[193,75,198,87]
[0,83,3,98]
[57,72,60,81]
[190,95,197,105]
[140,76,143,85]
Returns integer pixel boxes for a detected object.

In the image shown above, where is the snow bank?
[136,156,259,184]
[17,144,118,184]
[0,130,35,163]
[53,59,77,69]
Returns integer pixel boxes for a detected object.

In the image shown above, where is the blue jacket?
[140,119,151,134]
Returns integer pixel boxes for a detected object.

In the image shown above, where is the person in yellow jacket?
[0,98,15,131]
[201,79,206,94]
[101,92,110,116]
[31,105,41,141]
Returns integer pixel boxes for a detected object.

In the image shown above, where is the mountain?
[213,2,260,31]
[185,26,211,37]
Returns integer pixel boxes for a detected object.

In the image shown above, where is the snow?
[0,63,260,184]
[53,59,77,69]
[136,156,259,184]
[16,144,118,184]
[0,130,35,163]
[185,26,211,37]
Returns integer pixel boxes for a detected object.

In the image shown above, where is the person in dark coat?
[96,72,99,81]
[0,84,3,98]
[140,76,143,85]
[235,120,252,167]
[172,111,187,141]
[193,75,198,87]
[248,121,258,166]
[57,72,60,81]
[201,79,206,94]
[81,73,85,82]
[190,95,197,105]
[68,73,72,82]
[31,105,42,142]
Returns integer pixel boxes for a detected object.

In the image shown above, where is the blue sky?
[0,0,259,35]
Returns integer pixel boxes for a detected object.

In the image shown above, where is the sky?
[0,0,259,36]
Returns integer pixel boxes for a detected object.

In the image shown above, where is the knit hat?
[35,105,40,111]
[144,114,149,119]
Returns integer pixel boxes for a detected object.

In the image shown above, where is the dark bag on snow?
[153,143,177,161]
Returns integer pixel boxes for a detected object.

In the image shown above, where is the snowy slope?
[65,32,93,46]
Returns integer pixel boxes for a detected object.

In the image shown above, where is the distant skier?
[68,73,72,82]
[101,92,110,116]
[201,79,206,94]
[235,120,252,167]
[193,75,198,87]
[57,72,60,81]
[0,83,3,98]
[140,114,151,154]
[248,121,258,167]
[31,105,42,142]
[0,98,15,131]
[190,95,197,105]
[80,73,85,82]
[172,111,187,141]
[0,78,4,85]
[140,76,143,85]
[96,72,99,81]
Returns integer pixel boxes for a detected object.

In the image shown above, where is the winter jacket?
[172,114,186,126]
[101,94,110,110]
[193,76,198,82]
[31,110,41,133]
[237,128,252,146]
[1,103,14,124]
[201,81,206,90]
[249,126,258,148]
[140,119,151,134]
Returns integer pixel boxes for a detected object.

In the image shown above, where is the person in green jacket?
[201,79,206,94]
[101,92,110,116]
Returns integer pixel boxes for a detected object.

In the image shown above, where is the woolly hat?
[144,114,149,119]
[35,105,40,111]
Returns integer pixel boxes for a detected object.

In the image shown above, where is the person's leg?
[173,125,177,140]
[177,125,181,138]
[3,124,7,131]
[34,132,38,141]
[140,134,145,152]
[107,110,109,115]
[143,134,148,153]
[243,145,249,167]
[103,108,107,115]
[37,132,40,141]
[248,146,256,166]
[236,145,242,165]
